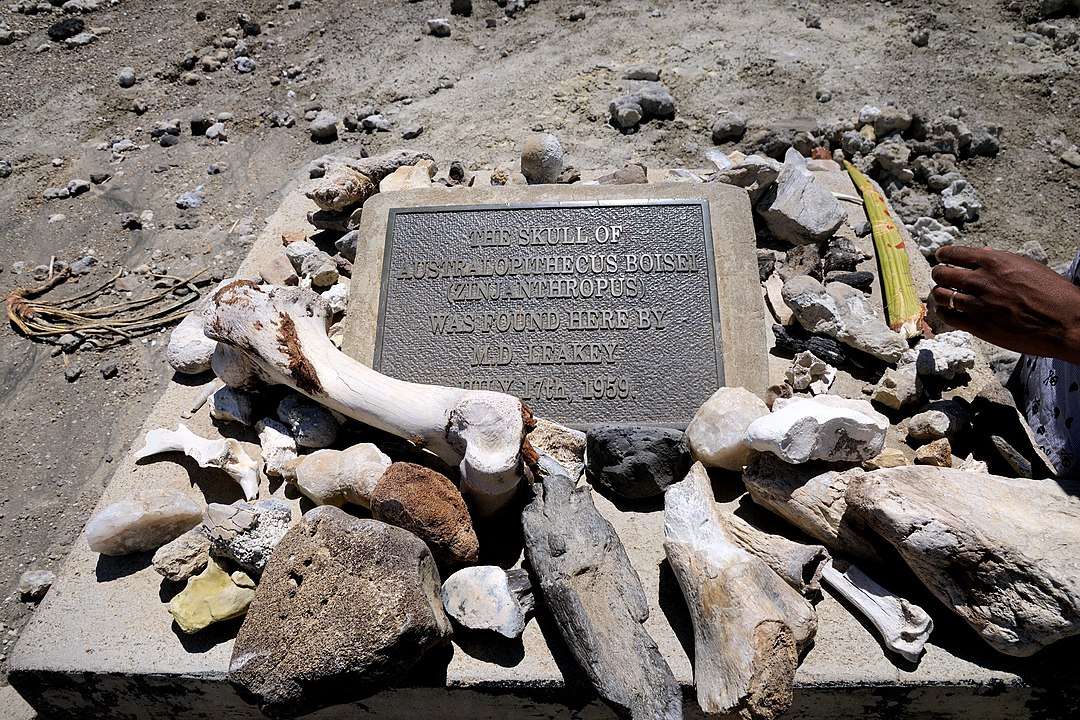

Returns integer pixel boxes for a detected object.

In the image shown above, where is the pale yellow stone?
[862,448,909,470]
[378,161,436,193]
[168,559,256,634]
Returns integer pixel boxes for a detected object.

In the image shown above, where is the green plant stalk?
[844,160,926,339]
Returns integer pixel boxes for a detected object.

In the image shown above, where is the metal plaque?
[373,200,724,426]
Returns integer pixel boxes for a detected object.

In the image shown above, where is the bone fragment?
[135,423,259,501]
[821,560,933,662]
[255,418,298,480]
[664,463,817,719]
[743,453,879,564]
[522,458,682,720]
[721,512,830,597]
[845,466,1080,657]
[203,282,531,515]
[186,378,225,417]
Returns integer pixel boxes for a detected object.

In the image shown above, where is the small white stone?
[901,331,976,380]
[256,418,298,479]
[686,387,770,471]
[85,489,203,555]
[166,312,217,374]
[786,351,836,395]
[319,282,349,315]
[746,395,889,464]
[441,566,532,638]
[872,366,922,410]
[18,569,56,602]
[520,133,564,184]
[907,410,953,443]
[284,240,319,273]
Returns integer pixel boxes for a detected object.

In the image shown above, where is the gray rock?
[900,331,976,380]
[361,113,392,132]
[166,312,216,374]
[117,66,136,88]
[441,566,533,638]
[18,569,56,602]
[205,122,227,141]
[609,98,643,129]
[522,464,682,720]
[309,111,338,142]
[873,106,912,137]
[206,499,294,576]
[711,154,781,204]
[426,17,451,36]
[450,0,472,15]
[335,230,359,263]
[609,80,675,129]
[941,179,981,223]
[711,111,747,143]
[229,507,452,718]
[64,366,82,382]
[99,361,118,379]
[0,160,11,178]
[209,386,254,426]
[585,425,691,500]
[782,275,908,362]
[63,32,96,48]
[872,366,922,410]
[757,155,846,245]
[907,410,954,443]
[401,123,424,140]
[152,526,211,582]
[909,216,958,258]
[277,393,339,448]
[568,5,586,20]
[622,64,661,81]
[840,129,875,157]
[176,186,205,209]
[234,56,255,73]
[1020,240,1050,265]
[520,133,564,184]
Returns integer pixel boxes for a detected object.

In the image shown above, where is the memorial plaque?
[345,183,766,427]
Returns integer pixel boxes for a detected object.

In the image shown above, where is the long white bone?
[201,281,532,515]
[821,559,933,663]
[135,423,259,500]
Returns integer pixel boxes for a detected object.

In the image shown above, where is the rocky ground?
[1,0,1079,687]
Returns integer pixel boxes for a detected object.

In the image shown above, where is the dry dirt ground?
[0,0,1078,690]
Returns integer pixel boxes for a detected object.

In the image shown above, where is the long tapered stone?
[521,461,682,720]
[665,463,817,719]
[845,467,1080,657]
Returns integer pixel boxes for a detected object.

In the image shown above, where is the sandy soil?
[0,0,1078,683]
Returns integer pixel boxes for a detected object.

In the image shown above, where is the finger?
[930,264,987,294]
[935,245,992,269]
[934,305,985,334]
[931,285,982,312]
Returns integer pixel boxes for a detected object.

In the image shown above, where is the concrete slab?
[8,185,1080,720]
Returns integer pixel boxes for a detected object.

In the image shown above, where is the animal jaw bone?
[135,423,259,500]
[202,281,533,516]
[820,559,933,663]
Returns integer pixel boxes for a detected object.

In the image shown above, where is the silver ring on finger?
[948,288,957,310]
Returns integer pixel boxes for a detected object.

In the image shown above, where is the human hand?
[931,246,1080,365]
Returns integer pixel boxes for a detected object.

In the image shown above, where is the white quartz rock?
[746,396,889,464]
[900,331,976,380]
[256,418,298,479]
[686,387,770,471]
[135,424,260,500]
[166,312,217,374]
[292,443,391,507]
[86,489,203,556]
[786,351,836,395]
[441,566,534,638]
[320,282,350,315]
[209,386,254,426]
[782,275,908,363]
[205,499,294,575]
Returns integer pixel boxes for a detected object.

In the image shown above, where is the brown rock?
[370,462,478,566]
[862,448,909,470]
[259,254,298,286]
[305,164,375,211]
[914,438,952,467]
[596,162,648,185]
[229,507,452,718]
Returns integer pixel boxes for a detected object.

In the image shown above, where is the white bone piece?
[135,423,259,500]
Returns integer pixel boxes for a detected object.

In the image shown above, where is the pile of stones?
[74,139,1080,720]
